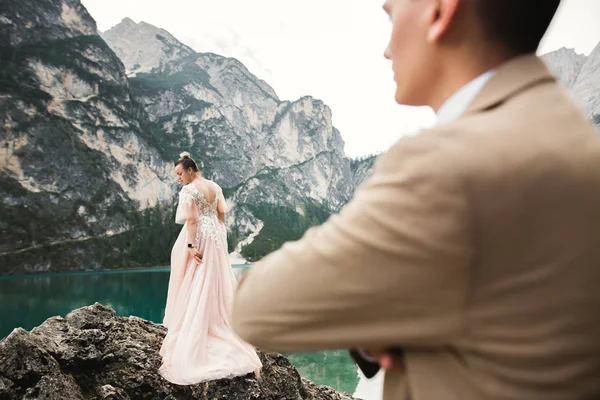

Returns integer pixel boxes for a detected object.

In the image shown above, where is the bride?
[159,151,262,384]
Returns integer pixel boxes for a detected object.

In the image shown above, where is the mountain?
[100,18,195,77]
[0,2,374,274]
[350,155,378,190]
[542,44,600,120]
[570,43,600,120]
[541,47,586,89]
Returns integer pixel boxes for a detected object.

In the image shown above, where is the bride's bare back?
[190,178,218,204]
[186,178,227,220]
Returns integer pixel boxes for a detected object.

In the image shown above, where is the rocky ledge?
[0,303,358,400]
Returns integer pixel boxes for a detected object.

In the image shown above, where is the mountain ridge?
[541,43,600,119]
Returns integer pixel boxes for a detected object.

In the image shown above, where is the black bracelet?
[187,243,194,248]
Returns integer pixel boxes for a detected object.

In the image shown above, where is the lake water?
[0,267,366,396]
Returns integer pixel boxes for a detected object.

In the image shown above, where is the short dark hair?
[174,151,199,172]
[474,0,561,54]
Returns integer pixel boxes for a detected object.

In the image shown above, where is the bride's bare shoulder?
[180,183,193,191]
[205,179,221,190]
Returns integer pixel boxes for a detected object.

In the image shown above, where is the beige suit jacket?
[231,54,600,400]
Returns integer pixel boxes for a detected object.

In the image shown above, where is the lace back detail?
[180,184,226,249]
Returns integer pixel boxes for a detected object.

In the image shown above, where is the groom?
[231,0,600,399]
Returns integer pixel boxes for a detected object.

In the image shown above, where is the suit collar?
[436,70,495,125]
[464,53,556,116]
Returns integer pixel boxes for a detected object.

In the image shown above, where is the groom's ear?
[426,0,460,44]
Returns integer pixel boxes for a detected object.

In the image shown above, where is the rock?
[301,378,357,400]
[97,384,130,400]
[0,303,359,400]
[0,328,84,399]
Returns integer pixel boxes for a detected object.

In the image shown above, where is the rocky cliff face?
[0,0,96,47]
[0,0,177,272]
[0,303,358,400]
[350,155,377,191]
[541,47,586,89]
[542,44,600,120]
[570,43,600,120]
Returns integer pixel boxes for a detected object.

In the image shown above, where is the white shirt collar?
[436,70,495,125]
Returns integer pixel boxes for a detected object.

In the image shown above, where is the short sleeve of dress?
[175,185,199,224]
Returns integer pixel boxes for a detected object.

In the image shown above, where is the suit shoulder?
[364,130,472,202]
[374,127,470,179]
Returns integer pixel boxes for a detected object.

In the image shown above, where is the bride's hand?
[187,247,203,264]
[363,349,404,371]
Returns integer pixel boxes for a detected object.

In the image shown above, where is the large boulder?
[0,303,358,400]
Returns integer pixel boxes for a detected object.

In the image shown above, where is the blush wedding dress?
[159,180,262,384]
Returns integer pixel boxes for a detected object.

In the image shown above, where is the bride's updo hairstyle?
[175,151,201,175]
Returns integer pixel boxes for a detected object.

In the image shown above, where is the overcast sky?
[82,0,600,158]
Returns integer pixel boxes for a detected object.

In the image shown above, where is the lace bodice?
[176,183,227,249]
[180,184,218,217]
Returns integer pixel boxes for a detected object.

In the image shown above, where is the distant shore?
[0,261,254,280]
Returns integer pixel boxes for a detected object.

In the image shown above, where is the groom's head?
[383,0,561,109]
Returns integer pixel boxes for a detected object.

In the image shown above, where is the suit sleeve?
[230,135,473,352]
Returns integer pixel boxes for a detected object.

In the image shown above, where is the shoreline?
[0,260,254,280]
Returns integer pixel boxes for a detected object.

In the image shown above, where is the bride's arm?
[186,217,201,263]
[177,186,202,263]
[186,217,199,245]
[217,185,227,224]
